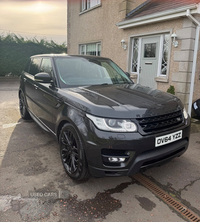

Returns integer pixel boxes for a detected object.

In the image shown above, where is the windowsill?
[155,76,168,83]
[79,3,102,15]
[130,73,138,79]
[130,73,138,78]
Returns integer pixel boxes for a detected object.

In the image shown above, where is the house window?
[80,45,86,55]
[79,43,101,56]
[160,34,169,76]
[81,0,101,12]
[144,43,156,58]
[131,38,139,73]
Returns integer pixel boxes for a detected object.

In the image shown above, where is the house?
[67,0,200,115]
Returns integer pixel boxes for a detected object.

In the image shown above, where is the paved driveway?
[0,77,200,222]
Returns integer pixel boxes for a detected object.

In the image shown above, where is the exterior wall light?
[171,32,178,47]
[121,39,127,50]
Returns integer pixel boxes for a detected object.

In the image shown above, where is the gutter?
[116,4,198,29]
[186,8,200,116]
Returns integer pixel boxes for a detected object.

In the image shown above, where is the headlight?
[86,114,137,132]
[183,108,188,119]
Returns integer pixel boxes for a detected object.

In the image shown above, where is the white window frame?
[158,34,170,77]
[130,38,141,75]
[80,45,86,55]
[81,0,101,12]
[79,42,101,56]
[96,43,101,56]
[82,0,86,11]
[157,35,164,77]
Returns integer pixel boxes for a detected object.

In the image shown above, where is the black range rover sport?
[19,54,191,181]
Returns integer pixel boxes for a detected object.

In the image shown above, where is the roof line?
[126,0,151,18]
[116,3,199,29]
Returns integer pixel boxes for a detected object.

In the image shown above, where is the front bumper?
[82,118,190,178]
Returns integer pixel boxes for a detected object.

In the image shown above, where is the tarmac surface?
[0,77,200,222]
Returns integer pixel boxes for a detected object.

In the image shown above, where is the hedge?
[0,33,67,76]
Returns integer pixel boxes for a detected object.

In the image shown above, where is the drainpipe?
[186,9,200,116]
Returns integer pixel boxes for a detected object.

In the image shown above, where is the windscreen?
[54,57,132,87]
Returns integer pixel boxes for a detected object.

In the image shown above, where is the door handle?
[34,84,38,90]
[139,67,142,73]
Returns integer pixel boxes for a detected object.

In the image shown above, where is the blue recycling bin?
[193,99,200,118]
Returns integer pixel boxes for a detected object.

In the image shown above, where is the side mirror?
[35,72,52,83]
[125,72,131,78]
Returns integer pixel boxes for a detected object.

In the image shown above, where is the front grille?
[136,110,184,134]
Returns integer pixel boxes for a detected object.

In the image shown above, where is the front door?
[139,36,160,88]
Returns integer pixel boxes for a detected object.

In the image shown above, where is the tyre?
[19,91,31,120]
[59,123,90,181]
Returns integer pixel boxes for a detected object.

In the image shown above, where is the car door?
[24,57,42,114]
[33,57,57,132]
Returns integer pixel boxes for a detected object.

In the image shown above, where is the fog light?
[119,158,126,162]
[108,157,118,162]
[108,157,126,162]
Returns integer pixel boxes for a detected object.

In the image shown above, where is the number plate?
[155,130,182,147]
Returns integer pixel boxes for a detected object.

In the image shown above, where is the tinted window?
[40,58,52,76]
[24,58,31,72]
[29,58,42,76]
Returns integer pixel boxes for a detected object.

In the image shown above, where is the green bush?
[167,85,175,95]
[0,33,67,76]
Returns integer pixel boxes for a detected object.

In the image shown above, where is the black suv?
[19,54,191,181]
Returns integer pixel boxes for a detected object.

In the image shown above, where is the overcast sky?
[0,0,67,44]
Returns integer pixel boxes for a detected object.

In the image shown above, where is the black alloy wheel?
[19,91,31,120]
[59,123,90,180]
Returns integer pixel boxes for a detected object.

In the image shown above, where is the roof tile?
[126,0,200,19]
